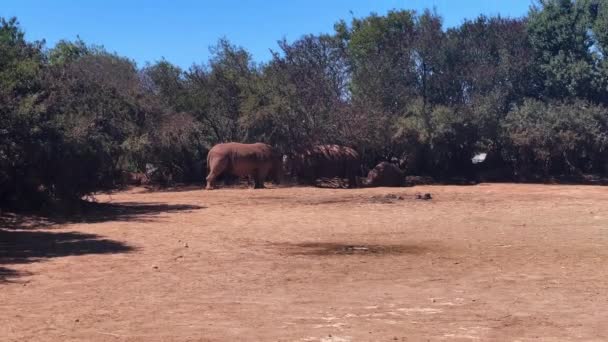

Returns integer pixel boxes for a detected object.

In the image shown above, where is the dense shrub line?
[1,0,608,209]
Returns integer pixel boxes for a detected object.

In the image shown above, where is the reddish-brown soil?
[2,184,608,341]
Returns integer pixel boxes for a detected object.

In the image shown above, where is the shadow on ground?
[0,266,25,283]
[0,228,134,283]
[68,202,204,224]
[1,201,204,229]
[141,185,204,193]
[0,200,202,283]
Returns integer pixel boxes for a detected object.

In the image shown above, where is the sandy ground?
[1,184,608,341]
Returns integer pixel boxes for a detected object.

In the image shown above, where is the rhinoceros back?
[295,145,360,181]
[208,142,276,176]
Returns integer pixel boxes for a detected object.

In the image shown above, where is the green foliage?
[241,34,350,152]
[140,60,187,111]
[48,38,91,66]
[178,39,258,144]
[502,99,608,176]
[393,101,479,176]
[527,0,608,102]
[3,2,608,209]
[0,17,48,208]
[591,0,608,53]
[339,10,418,115]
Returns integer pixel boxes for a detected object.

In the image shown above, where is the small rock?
[184,243,189,248]
[415,193,432,200]
[153,265,159,269]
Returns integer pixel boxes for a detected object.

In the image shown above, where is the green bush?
[501,99,608,177]
[3,2,608,210]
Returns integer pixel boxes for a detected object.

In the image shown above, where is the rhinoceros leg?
[205,173,218,190]
[253,164,272,189]
[345,163,358,188]
[206,157,229,190]
[253,169,265,189]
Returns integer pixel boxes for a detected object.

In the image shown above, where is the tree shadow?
[0,229,134,283]
[0,230,134,263]
[140,184,204,193]
[0,200,202,283]
[1,201,205,229]
[66,202,205,224]
[0,266,25,283]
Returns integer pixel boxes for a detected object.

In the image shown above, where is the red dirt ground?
[1,184,608,341]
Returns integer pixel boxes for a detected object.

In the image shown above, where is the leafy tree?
[140,60,187,111]
[4,3,608,210]
[48,38,91,66]
[442,15,538,159]
[527,0,606,102]
[0,17,46,207]
[336,10,418,116]
[502,99,608,176]
[241,34,350,152]
[183,39,257,144]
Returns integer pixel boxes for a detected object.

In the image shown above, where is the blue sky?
[2,0,532,69]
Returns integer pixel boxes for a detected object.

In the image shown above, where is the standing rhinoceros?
[284,145,362,188]
[205,142,282,190]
